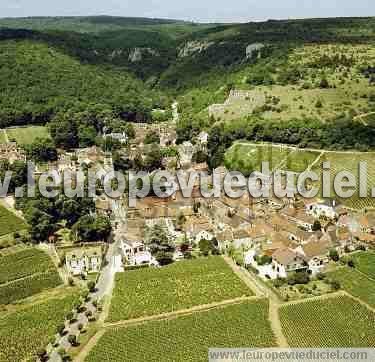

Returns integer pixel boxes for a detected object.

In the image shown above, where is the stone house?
[65,247,102,276]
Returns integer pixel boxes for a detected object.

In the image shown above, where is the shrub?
[256,255,273,266]
[87,281,96,293]
[329,249,340,262]
[273,278,287,288]
[316,272,326,281]
[66,312,74,321]
[330,280,341,291]
[287,271,310,285]
[67,334,78,347]
[36,348,48,362]
[347,259,355,268]
[57,324,66,336]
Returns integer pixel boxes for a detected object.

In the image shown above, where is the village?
[9,120,370,305]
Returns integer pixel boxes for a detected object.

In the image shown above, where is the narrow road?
[223,255,267,297]
[172,101,179,123]
[223,256,288,347]
[48,197,126,362]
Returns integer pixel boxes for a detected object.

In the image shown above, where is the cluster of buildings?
[24,122,375,281]
[0,142,26,164]
[118,160,375,277]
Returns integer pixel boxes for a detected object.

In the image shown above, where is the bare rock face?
[129,48,143,62]
[246,43,265,59]
[128,48,160,62]
[108,49,124,60]
[178,41,214,58]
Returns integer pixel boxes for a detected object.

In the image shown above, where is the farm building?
[65,247,102,276]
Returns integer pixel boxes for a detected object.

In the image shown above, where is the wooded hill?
[1,16,375,140]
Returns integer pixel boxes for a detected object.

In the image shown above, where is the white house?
[65,247,102,276]
[232,229,253,250]
[271,248,308,279]
[195,230,214,244]
[244,248,280,280]
[104,132,128,144]
[120,240,153,266]
[306,201,338,220]
[294,236,332,276]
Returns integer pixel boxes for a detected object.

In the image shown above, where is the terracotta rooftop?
[302,239,331,260]
[273,248,304,266]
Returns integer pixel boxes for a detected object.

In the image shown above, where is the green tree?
[329,249,340,262]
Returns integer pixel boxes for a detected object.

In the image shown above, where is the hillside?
[0,38,168,127]
[2,16,375,151]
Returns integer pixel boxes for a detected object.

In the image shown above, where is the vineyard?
[0,204,27,237]
[224,143,293,175]
[327,267,375,308]
[88,300,276,362]
[0,294,77,362]
[280,295,375,347]
[107,256,253,322]
[0,271,62,305]
[0,248,62,304]
[0,248,56,284]
[352,252,375,279]
[224,142,324,176]
[312,152,375,210]
[224,141,375,210]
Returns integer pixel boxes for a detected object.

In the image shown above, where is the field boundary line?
[38,244,68,285]
[74,329,106,362]
[0,269,57,288]
[269,301,289,348]
[354,111,375,125]
[222,255,265,297]
[0,198,27,221]
[342,291,375,313]
[306,151,325,172]
[273,147,295,172]
[352,267,375,283]
[233,141,375,155]
[3,129,9,143]
[280,291,346,307]
[104,296,260,329]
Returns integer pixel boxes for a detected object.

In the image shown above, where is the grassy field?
[0,205,27,237]
[88,300,275,362]
[280,295,375,347]
[0,130,7,144]
[327,267,375,308]
[224,142,292,175]
[108,256,253,322]
[352,252,375,279]
[213,44,375,123]
[224,141,322,175]
[0,294,77,362]
[5,126,50,145]
[0,247,62,304]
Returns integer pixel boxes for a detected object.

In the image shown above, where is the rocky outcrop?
[178,41,214,58]
[246,43,265,59]
[128,48,160,63]
[108,49,124,60]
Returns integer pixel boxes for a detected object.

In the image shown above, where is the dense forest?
[2,16,375,155]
